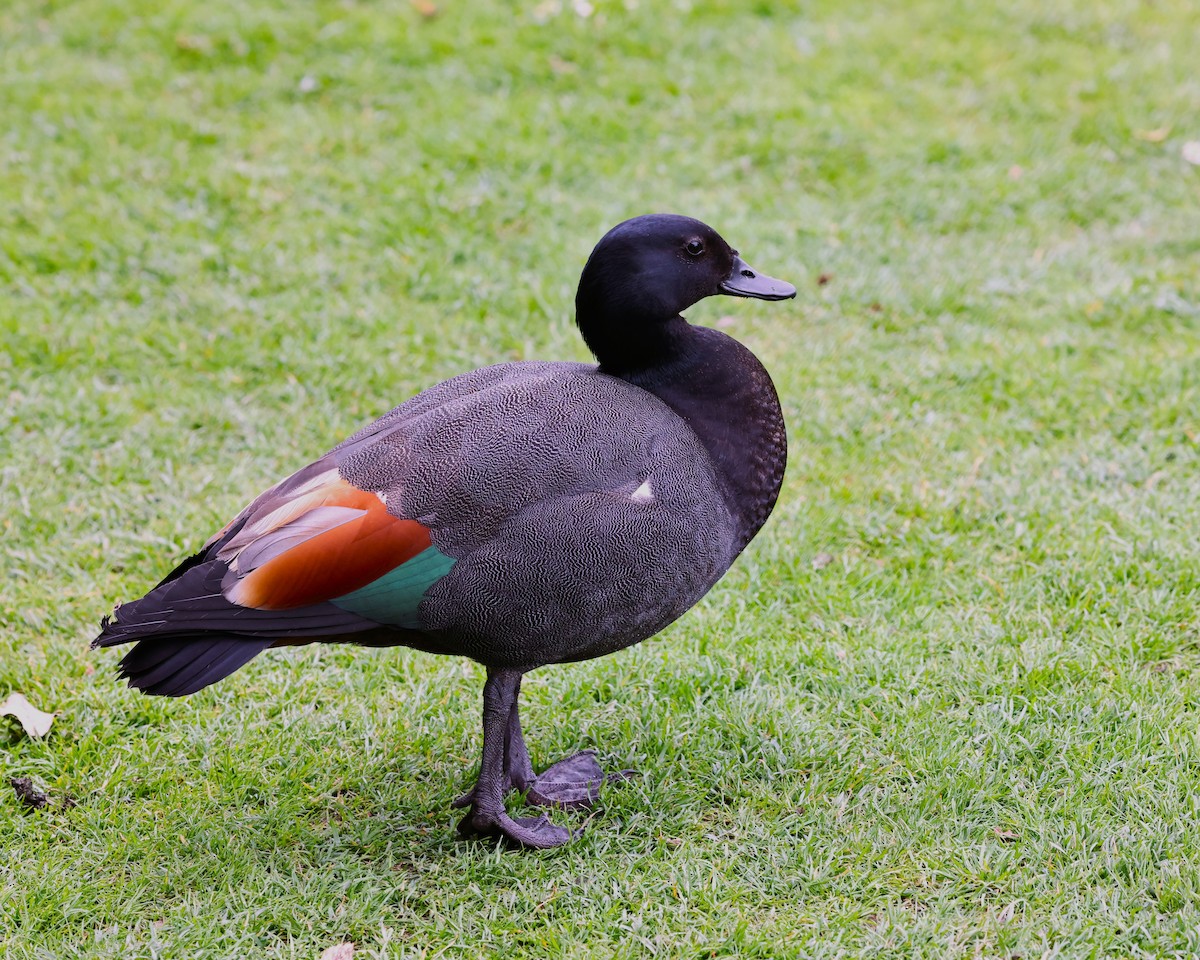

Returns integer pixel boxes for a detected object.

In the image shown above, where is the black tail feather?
[93,559,376,651]
[121,638,219,690]
[117,636,273,697]
[93,552,382,697]
[163,641,270,697]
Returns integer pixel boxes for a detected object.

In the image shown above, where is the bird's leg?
[451,676,534,808]
[452,680,634,812]
[456,668,572,848]
[494,699,632,808]
[507,683,637,810]
[502,694,537,794]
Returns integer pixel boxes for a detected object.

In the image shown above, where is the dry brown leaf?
[10,777,50,809]
[320,945,355,960]
[175,34,213,55]
[0,693,55,738]
[1134,127,1171,143]
[10,776,76,810]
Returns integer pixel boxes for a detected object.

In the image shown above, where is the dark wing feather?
[93,454,443,695]
[116,635,273,696]
[95,559,377,646]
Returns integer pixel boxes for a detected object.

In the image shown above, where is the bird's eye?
[685,239,704,257]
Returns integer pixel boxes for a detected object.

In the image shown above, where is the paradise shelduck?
[94,214,796,847]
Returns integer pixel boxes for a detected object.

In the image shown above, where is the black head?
[574,214,795,374]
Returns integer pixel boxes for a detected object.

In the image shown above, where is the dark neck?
[577,301,693,377]
[614,323,787,551]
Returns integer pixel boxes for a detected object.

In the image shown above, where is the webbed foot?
[454,668,635,849]
[457,808,573,849]
[525,750,636,809]
[453,750,636,810]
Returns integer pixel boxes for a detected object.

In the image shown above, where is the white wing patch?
[630,478,655,504]
[288,466,341,497]
[216,468,359,565]
[229,505,366,576]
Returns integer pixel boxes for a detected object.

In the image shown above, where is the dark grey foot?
[451,785,478,809]
[457,809,573,849]
[526,750,637,809]
[451,768,533,809]
[456,669,634,848]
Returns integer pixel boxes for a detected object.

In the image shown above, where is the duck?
[94,214,796,848]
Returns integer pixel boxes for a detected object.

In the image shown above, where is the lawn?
[2,0,1199,956]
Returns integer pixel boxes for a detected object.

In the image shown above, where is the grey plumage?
[92,213,796,848]
[337,362,737,668]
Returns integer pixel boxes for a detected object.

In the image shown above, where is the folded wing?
[93,454,457,694]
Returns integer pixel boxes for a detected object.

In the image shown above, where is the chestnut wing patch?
[218,471,453,625]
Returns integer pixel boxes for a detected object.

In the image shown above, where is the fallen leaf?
[410,0,438,17]
[10,777,50,809]
[1134,127,1171,142]
[9,776,73,811]
[997,901,1016,923]
[320,945,355,960]
[0,692,56,737]
[1183,141,1200,166]
[812,552,835,570]
[817,272,832,286]
[175,34,213,55]
[992,827,1019,842]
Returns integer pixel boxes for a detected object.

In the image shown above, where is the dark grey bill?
[719,255,796,301]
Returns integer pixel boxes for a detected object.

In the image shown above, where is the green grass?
[3,0,1200,955]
